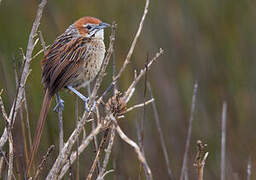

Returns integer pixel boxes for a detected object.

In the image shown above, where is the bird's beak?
[88,22,110,38]
[97,22,110,30]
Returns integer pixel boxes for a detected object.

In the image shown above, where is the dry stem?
[7,131,14,180]
[115,122,153,180]
[221,102,227,180]
[194,140,209,180]
[180,81,198,180]
[58,124,102,179]
[96,126,116,179]
[147,82,174,179]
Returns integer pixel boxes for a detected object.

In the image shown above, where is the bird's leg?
[67,86,95,112]
[54,93,64,112]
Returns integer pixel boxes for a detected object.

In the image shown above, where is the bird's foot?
[83,97,96,112]
[54,98,64,112]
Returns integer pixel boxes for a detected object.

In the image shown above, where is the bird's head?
[74,16,110,39]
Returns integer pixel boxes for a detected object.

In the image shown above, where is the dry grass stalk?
[221,102,227,180]
[180,81,198,180]
[194,140,209,180]
[147,82,174,179]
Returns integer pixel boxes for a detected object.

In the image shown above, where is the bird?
[27,16,110,174]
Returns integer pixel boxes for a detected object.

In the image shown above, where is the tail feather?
[27,89,52,175]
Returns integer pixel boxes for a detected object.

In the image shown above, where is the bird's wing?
[42,36,91,95]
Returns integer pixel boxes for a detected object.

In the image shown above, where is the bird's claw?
[54,99,64,112]
[84,98,96,112]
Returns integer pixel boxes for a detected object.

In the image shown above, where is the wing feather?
[42,36,91,96]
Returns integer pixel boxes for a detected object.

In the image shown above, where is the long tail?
[27,88,52,175]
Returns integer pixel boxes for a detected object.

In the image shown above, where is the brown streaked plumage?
[28,16,109,174]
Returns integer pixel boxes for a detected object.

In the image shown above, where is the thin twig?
[136,120,150,180]
[0,155,4,178]
[0,0,48,149]
[58,124,102,179]
[121,99,154,114]
[199,152,209,180]
[38,31,47,54]
[180,81,198,180]
[221,102,227,180]
[97,169,114,180]
[7,131,14,180]
[86,129,109,180]
[88,84,101,173]
[96,126,116,179]
[114,0,150,81]
[123,48,164,103]
[147,82,174,179]
[13,57,28,179]
[35,145,55,179]
[138,54,149,180]
[115,123,153,180]
[23,90,33,157]
[0,90,10,124]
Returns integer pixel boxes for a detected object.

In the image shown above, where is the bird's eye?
[86,25,92,30]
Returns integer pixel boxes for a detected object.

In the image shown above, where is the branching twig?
[121,99,154,114]
[58,124,102,179]
[97,169,114,180]
[0,0,48,149]
[115,123,153,180]
[123,48,164,102]
[180,81,198,180]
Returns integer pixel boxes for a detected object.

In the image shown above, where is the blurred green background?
[0,0,256,179]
